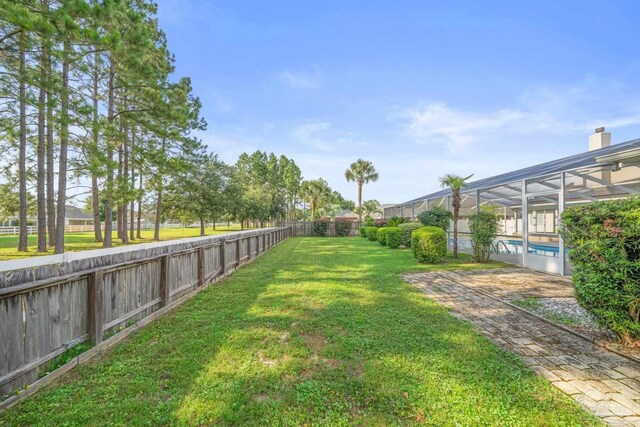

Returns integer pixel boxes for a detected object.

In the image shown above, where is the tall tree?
[300,179,332,221]
[344,159,379,226]
[439,174,473,258]
[17,31,28,252]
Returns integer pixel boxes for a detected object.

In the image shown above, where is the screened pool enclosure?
[385,130,640,275]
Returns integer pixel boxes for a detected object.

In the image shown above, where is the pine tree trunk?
[54,41,70,254]
[91,51,102,242]
[117,135,124,241]
[121,125,128,244]
[36,40,47,252]
[153,138,166,241]
[92,175,102,242]
[154,188,162,241]
[103,57,115,248]
[136,172,142,239]
[46,62,55,248]
[18,40,28,252]
[129,127,135,241]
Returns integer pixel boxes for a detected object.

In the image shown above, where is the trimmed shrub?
[386,216,406,227]
[386,227,402,249]
[399,222,422,248]
[358,226,367,237]
[418,207,452,230]
[335,221,352,237]
[365,227,378,241]
[374,218,388,227]
[412,226,447,263]
[377,227,388,246]
[560,198,640,341]
[469,210,499,263]
[313,220,329,236]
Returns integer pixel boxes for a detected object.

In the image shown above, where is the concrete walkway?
[404,269,640,427]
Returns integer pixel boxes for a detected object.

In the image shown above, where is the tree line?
[0,0,209,253]
[0,1,365,254]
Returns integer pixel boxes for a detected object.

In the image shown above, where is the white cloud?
[291,121,334,151]
[398,84,640,150]
[199,128,261,163]
[277,68,321,89]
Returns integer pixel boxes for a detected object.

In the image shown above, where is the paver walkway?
[404,269,640,427]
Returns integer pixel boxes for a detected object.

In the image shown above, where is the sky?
[156,0,640,205]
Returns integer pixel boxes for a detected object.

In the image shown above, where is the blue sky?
[157,0,640,204]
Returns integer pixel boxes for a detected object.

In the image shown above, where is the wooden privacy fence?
[0,227,291,403]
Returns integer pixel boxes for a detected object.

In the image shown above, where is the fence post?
[88,270,104,345]
[236,238,241,266]
[198,246,205,286]
[220,240,226,276]
[160,255,170,306]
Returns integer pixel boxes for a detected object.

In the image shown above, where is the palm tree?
[361,199,381,219]
[300,179,332,221]
[439,174,473,258]
[345,159,379,225]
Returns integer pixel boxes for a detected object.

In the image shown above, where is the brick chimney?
[589,127,611,151]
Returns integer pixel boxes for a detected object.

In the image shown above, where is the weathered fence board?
[0,227,290,401]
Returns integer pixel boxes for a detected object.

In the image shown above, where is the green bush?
[358,226,367,237]
[386,216,406,227]
[560,198,640,341]
[418,207,452,230]
[363,217,374,227]
[313,220,328,236]
[365,227,378,241]
[411,226,447,263]
[377,227,388,246]
[469,210,499,263]
[386,227,402,249]
[399,222,422,248]
[335,221,352,237]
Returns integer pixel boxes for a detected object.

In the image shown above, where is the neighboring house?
[0,205,93,227]
[331,209,359,221]
[330,205,390,221]
[380,204,399,218]
[64,206,94,226]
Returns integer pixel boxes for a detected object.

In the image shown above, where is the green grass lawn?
[0,238,600,426]
[0,226,248,261]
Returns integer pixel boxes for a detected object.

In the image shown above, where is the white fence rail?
[0,223,187,236]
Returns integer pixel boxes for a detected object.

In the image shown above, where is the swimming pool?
[504,239,559,256]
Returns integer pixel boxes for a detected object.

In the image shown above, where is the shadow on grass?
[1,238,600,426]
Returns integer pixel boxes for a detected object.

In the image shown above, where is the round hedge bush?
[411,226,447,263]
[385,227,402,249]
[399,222,422,248]
[365,227,378,241]
[358,226,367,237]
[377,227,388,246]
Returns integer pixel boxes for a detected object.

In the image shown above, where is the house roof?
[65,205,93,220]
[394,137,640,207]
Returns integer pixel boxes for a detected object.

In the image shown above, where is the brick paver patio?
[404,269,640,427]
